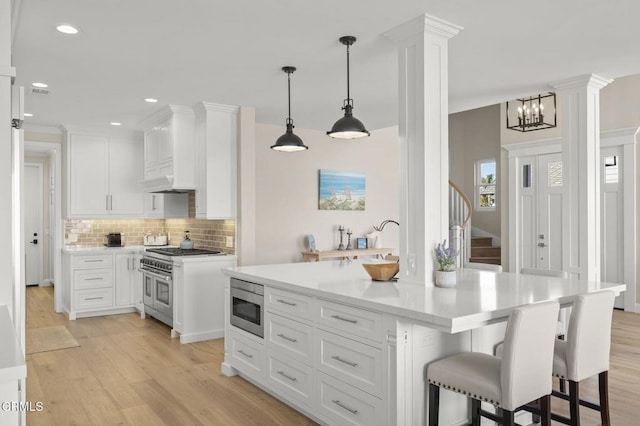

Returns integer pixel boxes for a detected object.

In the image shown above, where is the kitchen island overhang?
[221,260,625,426]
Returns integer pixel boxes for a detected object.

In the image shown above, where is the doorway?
[24,162,43,286]
[23,141,62,313]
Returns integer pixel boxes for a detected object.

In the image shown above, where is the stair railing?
[448,180,472,267]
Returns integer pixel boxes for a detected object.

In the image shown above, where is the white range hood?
[143,175,194,194]
[140,105,196,194]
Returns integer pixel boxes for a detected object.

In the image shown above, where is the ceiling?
[12,0,640,133]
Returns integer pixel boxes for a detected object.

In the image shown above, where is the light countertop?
[0,305,26,383]
[62,245,146,254]
[223,260,626,333]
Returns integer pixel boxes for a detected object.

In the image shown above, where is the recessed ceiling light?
[24,113,33,117]
[110,122,122,126]
[32,82,48,88]
[56,24,79,34]
[144,98,158,103]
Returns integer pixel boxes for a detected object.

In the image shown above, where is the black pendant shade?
[327,36,370,139]
[271,66,308,152]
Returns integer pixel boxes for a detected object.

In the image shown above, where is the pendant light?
[327,36,370,139]
[271,66,308,152]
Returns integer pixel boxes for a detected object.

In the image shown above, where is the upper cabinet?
[140,105,196,193]
[194,102,239,219]
[64,129,144,218]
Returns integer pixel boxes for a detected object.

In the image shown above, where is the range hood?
[143,176,195,194]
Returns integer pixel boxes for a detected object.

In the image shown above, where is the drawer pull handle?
[85,277,104,281]
[277,299,297,307]
[332,399,358,415]
[331,355,358,368]
[85,297,104,301]
[277,371,297,382]
[85,260,104,263]
[237,349,253,359]
[331,314,358,324]
[277,333,298,343]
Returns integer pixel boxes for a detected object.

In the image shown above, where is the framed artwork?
[318,169,366,211]
[356,237,368,249]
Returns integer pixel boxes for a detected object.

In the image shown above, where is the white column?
[552,75,611,281]
[385,15,462,285]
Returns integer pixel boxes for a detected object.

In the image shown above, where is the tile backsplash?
[65,218,235,254]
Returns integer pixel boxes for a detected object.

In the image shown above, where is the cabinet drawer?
[317,299,383,343]
[228,330,265,379]
[266,313,313,362]
[73,268,113,290]
[75,288,114,310]
[73,254,113,269]
[317,329,382,397]
[316,371,383,426]
[266,287,313,322]
[267,350,314,410]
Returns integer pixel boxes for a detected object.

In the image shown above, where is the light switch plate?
[226,236,234,248]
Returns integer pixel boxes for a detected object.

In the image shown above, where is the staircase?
[470,237,502,265]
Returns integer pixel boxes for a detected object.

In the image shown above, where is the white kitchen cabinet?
[65,130,144,218]
[224,285,386,425]
[194,102,238,219]
[63,249,143,319]
[144,193,189,218]
[115,253,140,308]
[171,256,237,344]
[141,105,196,192]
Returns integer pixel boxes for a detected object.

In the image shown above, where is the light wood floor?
[25,286,316,425]
[25,286,640,425]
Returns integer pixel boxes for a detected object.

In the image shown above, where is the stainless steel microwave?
[230,278,264,338]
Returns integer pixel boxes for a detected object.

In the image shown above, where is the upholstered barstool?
[427,300,559,426]
[551,290,615,426]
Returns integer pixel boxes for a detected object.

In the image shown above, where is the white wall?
[449,104,502,238]
[253,123,400,265]
[1,0,13,310]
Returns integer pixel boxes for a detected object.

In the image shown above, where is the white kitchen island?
[222,260,626,426]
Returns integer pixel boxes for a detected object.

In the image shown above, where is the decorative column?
[551,74,612,281]
[385,15,462,285]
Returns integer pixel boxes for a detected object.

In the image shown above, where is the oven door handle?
[139,268,172,281]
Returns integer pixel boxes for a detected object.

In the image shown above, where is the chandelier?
[506,92,557,132]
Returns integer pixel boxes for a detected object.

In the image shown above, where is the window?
[476,159,496,210]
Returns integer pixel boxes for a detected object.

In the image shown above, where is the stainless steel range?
[139,248,225,327]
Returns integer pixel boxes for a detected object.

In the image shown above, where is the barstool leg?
[569,380,581,426]
[503,409,515,426]
[599,371,611,426]
[470,398,480,426]
[539,395,551,426]
[428,383,440,426]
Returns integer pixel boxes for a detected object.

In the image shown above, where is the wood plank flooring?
[25,287,316,425]
[26,286,640,425]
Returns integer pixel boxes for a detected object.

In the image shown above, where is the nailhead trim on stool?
[427,378,500,407]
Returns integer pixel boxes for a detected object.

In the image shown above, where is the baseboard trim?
[178,329,224,344]
[39,279,53,287]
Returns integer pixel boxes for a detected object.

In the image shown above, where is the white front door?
[24,163,43,286]
[600,146,625,309]
[537,153,564,271]
[518,152,564,271]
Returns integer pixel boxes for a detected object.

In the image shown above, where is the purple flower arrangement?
[435,240,458,272]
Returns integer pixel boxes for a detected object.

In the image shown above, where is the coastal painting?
[318,170,366,211]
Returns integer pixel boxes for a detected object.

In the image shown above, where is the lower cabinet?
[225,286,387,425]
[63,251,143,319]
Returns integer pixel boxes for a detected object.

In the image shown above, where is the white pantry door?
[600,146,625,309]
[24,163,43,286]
